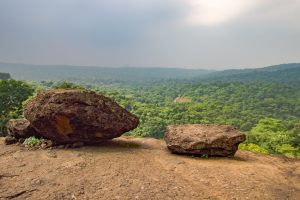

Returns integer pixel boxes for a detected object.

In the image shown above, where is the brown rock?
[4,136,18,145]
[24,89,139,144]
[72,142,84,148]
[38,139,54,149]
[40,143,48,149]
[164,124,246,157]
[6,119,40,139]
[18,138,25,144]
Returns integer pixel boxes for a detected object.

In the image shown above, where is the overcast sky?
[0,0,299,69]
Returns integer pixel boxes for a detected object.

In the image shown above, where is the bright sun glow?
[186,0,259,26]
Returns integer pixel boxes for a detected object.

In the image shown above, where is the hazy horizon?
[1,0,300,69]
[1,60,299,71]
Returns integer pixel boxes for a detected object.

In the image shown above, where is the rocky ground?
[0,136,299,200]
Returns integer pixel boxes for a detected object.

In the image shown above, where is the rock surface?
[164,124,246,157]
[24,89,139,144]
[6,119,40,139]
[1,136,299,200]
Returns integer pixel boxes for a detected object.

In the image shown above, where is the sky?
[0,0,299,69]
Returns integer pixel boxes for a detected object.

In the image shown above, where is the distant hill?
[196,63,300,83]
[0,72,11,80]
[0,62,299,84]
[0,62,213,84]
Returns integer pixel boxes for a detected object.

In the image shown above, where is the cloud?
[186,0,254,25]
[0,0,299,68]
[185,0,300,26]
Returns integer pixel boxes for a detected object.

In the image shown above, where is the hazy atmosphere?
[0,0,299,69]
[1,1,300,199]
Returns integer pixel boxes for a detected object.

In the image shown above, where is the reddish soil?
[0,136,299,200]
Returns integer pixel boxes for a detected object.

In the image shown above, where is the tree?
[53,81,84,89]
[0,80,34,135]
[246,118,298,156]
[0,72,11,80]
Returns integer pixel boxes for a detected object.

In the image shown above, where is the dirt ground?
[0,136,299,200]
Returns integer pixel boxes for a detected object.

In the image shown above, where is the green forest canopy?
[0,64,299,157]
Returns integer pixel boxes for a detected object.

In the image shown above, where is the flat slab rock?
[164,124,246,157]
[24,89,139,144]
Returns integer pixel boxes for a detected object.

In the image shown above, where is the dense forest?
[0,63,299,157]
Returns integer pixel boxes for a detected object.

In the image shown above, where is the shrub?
[0,80,35,136]
[239,143,269,154]
[276,144,299,158]
[53,82,84,89]
[23,136,40,147]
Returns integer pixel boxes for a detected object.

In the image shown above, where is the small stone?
[177,161,185,165]
[6,118,40,139]
[4,136,18,145]
[41,143,48,149]
[18,138,25,144]
[72,142,84,148]
[74,152,83,157]
[45,151,57,158]
[46,140,54,147]
[17,163,26,167]
[31,179,43,185]
[57,145,65,149]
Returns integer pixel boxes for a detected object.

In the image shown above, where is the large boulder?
[24,89,139,144]
[164,124,246,157]
[6,118,40,139]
